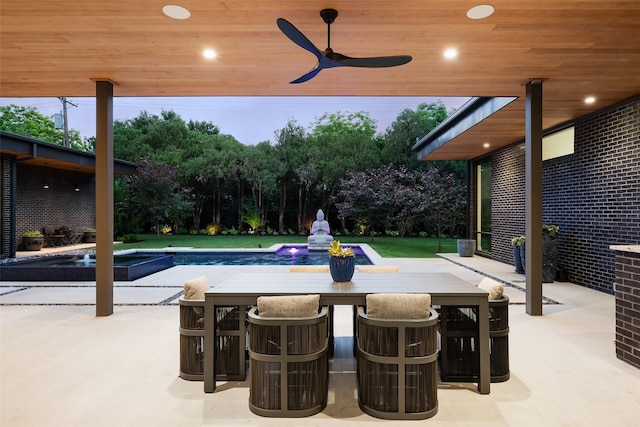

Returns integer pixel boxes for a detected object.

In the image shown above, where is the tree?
[125,158,193,238]
[309,111,382,219]
[274,119,308,232]
[242,141,281,227]
[335,164,466,244]
[335,165,402,239]
[381,102,450,170]
[0,104,85,150]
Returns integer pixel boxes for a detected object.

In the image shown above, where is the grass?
[114,234,457,258]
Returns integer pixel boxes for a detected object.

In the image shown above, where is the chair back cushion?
[366,293,431,319]
[477,278,504,300]
[257,294,320,318]
[183,275,210,300]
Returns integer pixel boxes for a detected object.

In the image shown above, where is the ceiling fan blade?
[289,56,344,84]
[336,54,413,68]
[290,67,323,84]
[277,18,323,60]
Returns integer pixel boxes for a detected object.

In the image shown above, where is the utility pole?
[57,97,78,147]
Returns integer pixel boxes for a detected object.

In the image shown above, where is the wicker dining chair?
[356,293,439,420]
[247,295,329,417]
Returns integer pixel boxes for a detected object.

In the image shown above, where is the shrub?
[205,223,224,235]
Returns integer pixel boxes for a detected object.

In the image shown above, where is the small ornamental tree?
[125,158,193,239]
[335,164,466,246]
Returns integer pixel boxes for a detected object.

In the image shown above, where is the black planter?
[83,231,97,243]
[513,246,524,274]
[542,235,557,283]
[22,236,44,251]
[329,256,355,282]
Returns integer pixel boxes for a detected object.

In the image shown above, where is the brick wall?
[614,250,640,368]
[474,96,640,294]
[1,156,14,258]
[16,163,95,249]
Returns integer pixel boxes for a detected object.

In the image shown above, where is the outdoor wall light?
[43,162,49,189]
[74,183,80,192]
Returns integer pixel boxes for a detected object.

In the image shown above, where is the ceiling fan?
[277,9,412,84]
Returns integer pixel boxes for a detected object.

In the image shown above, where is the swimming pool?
[1,245,373,282]
[133,245,373,266]
[0,254,173,281]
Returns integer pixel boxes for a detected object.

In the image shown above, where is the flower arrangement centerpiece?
[328,240,355,282]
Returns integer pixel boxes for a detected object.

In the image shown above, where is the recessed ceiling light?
[203,49,217,60]
[585,96,596,104]
[444,48,458,59]
[162,5,191,20]
[467,5,495,20]
[483,143,491,148]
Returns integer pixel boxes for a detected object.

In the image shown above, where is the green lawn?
[113,234,456,258]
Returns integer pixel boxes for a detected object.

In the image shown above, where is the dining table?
[203,271,491,394]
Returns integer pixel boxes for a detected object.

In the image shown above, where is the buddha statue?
[307,209,334,250]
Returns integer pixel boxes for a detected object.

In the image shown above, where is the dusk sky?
[0,96,469,145]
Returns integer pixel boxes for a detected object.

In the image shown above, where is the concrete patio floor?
[1,248,639,426]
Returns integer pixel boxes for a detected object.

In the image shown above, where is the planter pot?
[456,239,475,257]
[542,235,557,283]
[23,236,44,251]
[513,246,524,274]
[329,256,355,282]
[83,231,96,243]
[519,244,526,272]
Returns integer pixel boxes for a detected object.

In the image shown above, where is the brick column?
[612,246,640,369]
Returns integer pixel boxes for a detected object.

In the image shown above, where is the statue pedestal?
[307,235,334,251]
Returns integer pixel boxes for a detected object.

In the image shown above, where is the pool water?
[0,254,173,281]
[137,245,372,266]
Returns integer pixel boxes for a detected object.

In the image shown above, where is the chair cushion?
[357,266,399,272]
[289,266,329,273]
[477,278,504,300]
[183,275,210,300]
[366,293,431,319]
[257,294,320,318]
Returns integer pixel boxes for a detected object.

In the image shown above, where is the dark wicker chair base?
[179,299,246,381]
[248,306,329,417]
[356,308,439,420]
[439,295,510,383]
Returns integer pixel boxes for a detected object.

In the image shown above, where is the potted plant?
[83,228,97,243]
[456,238,476,257]
[328,240,355,282]
[511,236,526,273]
[23,230,44,251]
[542,224,560,282]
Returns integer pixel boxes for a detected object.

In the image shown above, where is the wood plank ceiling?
[1,1,639,160]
